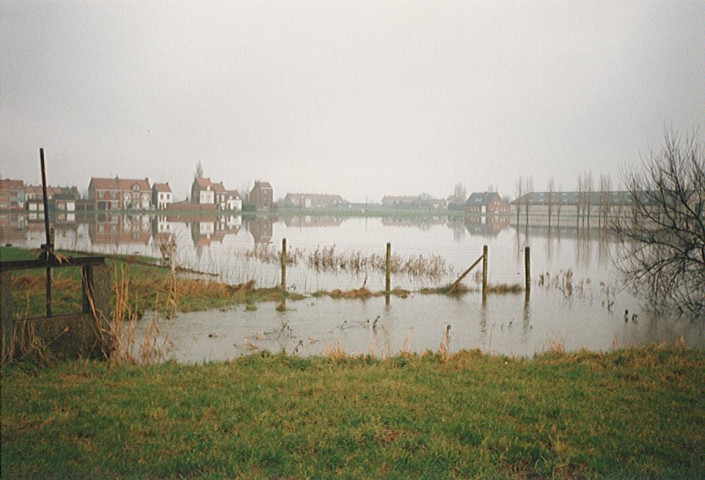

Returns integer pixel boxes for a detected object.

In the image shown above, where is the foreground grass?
[1,346,703,479]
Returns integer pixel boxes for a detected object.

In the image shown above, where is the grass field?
[1,346,703,479]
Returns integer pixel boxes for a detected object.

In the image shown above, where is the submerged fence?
[271,238,531,296]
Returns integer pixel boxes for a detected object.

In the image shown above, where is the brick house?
[250,181,274,211]
[88,177,152,210]
[464,192,510,215]
[0,179,25,211]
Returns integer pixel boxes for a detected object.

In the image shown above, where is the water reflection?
[3,212,702,362]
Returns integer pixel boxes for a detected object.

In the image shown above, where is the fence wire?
[224,239,530,295]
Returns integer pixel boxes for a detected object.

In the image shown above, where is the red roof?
[0,179,24,190]
[153,182,172,193]
[91,177,151,191]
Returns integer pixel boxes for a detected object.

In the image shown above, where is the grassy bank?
[1,246,302,319]
[2,346,703,479]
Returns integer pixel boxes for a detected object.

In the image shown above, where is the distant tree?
[514,175,524,226]
[524,176,533,224]
[547,176,556,230]
[555,182,563,227]
[598,173,612,227]
[583,170,594,226]
[195,161,204,179]
[611,131,705,315]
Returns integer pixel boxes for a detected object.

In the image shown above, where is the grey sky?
[1,0,703,202]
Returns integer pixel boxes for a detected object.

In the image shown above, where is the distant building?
[191,178,216,205]
[88,177,152,210]
[511,191,634,217]
[152,182,173,210]
[191,177,241,211]
[0,179,25,211]
[25,185,80,214]
[464,192,510,215]
[381,195,446,209]
[381,196,421,208]
[250,181,274,211]
[282,193,348,209]
[226,190,242,211]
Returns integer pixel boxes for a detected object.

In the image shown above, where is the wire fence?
[212,238,532,295]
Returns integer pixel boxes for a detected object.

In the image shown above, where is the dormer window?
[132,184,139,191]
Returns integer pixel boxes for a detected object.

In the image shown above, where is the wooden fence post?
[524,246,531,293]
[482,245,488,297]
[385,242,392,292]
[1,271,14,359]
[281,238,287,291]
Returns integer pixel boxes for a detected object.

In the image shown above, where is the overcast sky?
[1,0,703,202]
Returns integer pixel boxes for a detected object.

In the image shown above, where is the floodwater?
[3,212,703,361]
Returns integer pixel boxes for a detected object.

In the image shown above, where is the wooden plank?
[0,256,105,273]
[449,253,484,292]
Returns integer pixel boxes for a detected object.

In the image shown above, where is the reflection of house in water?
[190,217,223,248]
[88,214,151,245]
[246,217,273,244]
[152,215,181,239]
[185,214,242,248]
[380,217,446,230]
[283,216,344,228]
[0,213,26,244]
[464,215,510,236]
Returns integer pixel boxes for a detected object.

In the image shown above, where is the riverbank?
[1,246,306,320]
[1,346,703,479]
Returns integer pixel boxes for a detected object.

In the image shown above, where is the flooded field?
[3,212,703,361]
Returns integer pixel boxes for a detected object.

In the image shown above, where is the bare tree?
[547,176,556,230]
[611,131,705,315]
[524,176,533,225]
[598,173,612,227]
[583,170,593,227]
[514,175,524,226]
[555,182,563,228]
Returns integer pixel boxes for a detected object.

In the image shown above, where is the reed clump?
[485,283,523,294]
[305,245,451,280]
[329,287,373,299]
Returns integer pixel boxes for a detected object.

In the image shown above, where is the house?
[0,179,25,211]
[226,190,242,211]
[464,192,510,216]
[282,193,348,209]
[381,196,420,208]
[191,178,216,205]
[152,182,173,210]
[25,185,80,213]
[88,177,152,210]
[250,181,274,211]
[191,178,241,211]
